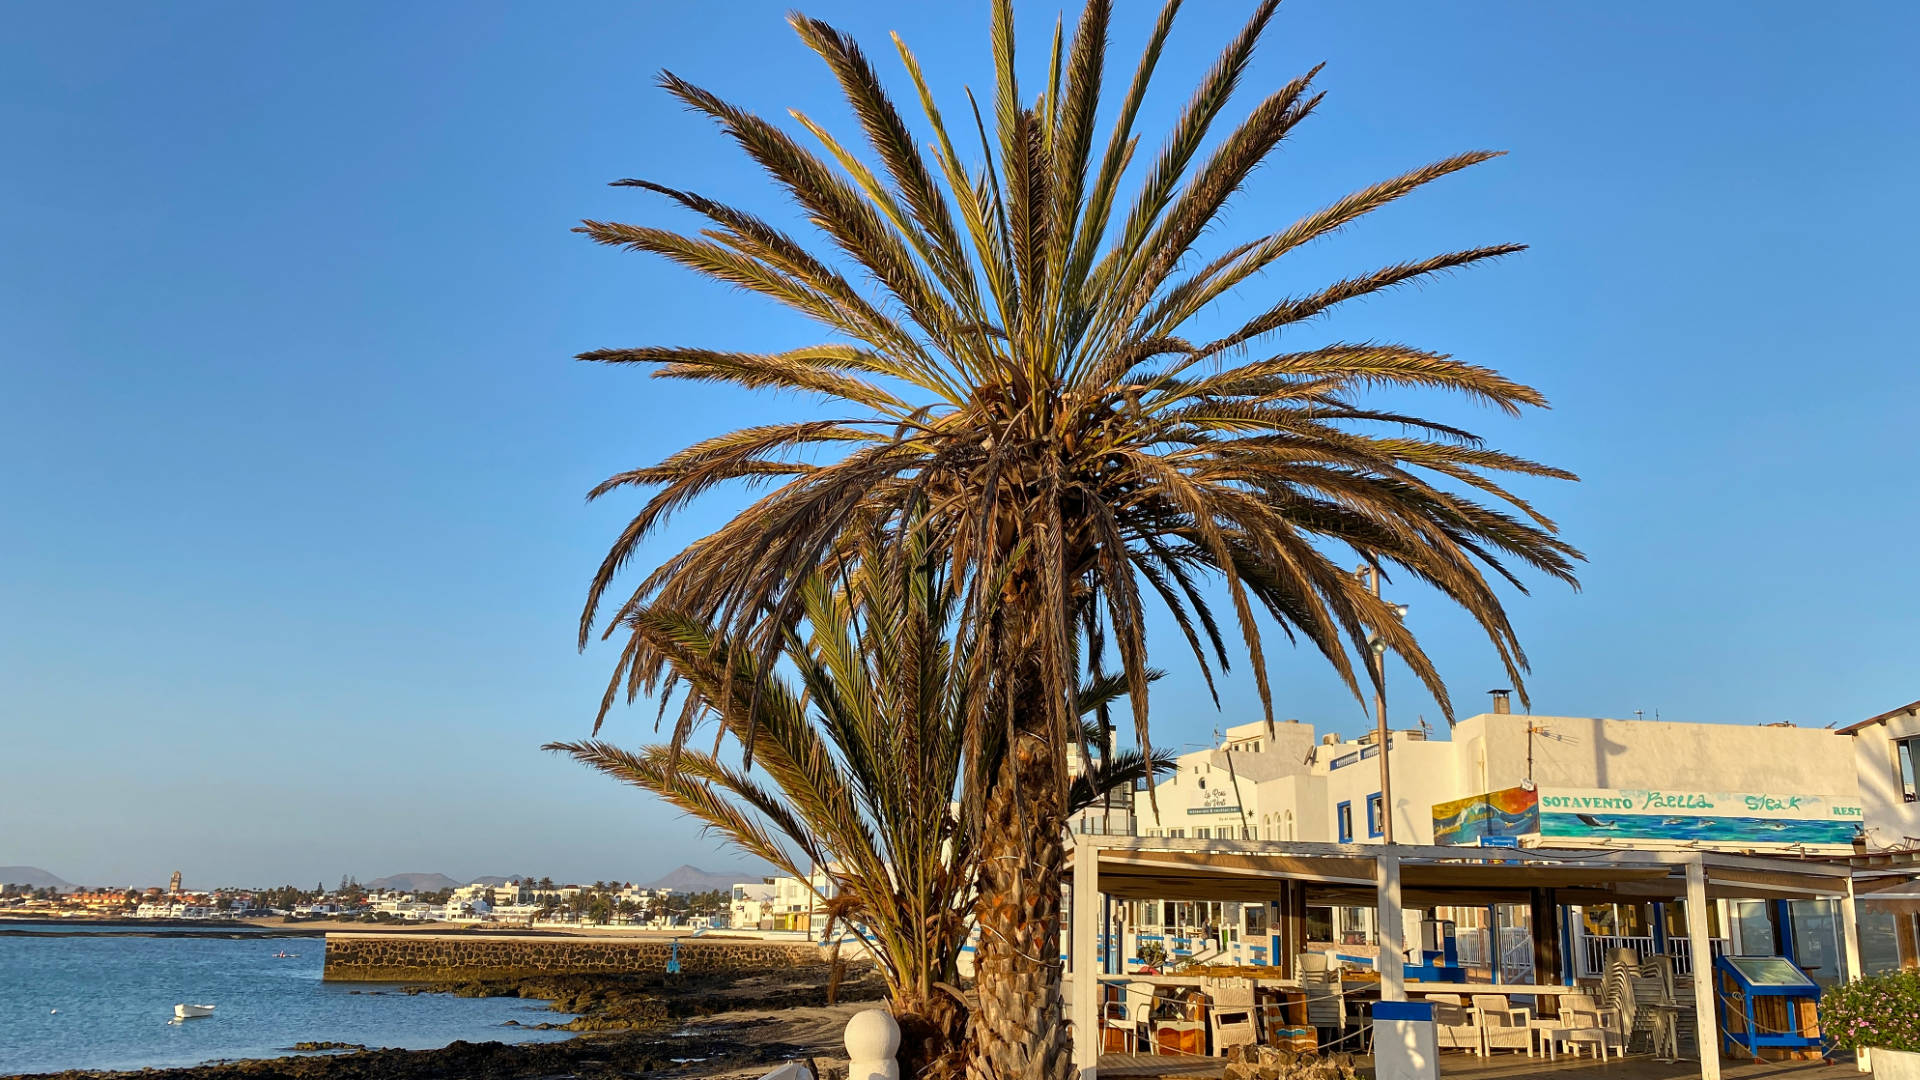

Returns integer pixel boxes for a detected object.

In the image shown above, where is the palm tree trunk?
[967,724,1072,1080]
[895,989,969,1080]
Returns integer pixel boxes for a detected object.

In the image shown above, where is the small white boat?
[174,1004,215,1020]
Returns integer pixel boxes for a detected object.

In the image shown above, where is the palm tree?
[574,3,1580,1076]
[551,535,1165,1078]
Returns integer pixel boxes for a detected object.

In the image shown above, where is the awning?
[1068,836,1856,904]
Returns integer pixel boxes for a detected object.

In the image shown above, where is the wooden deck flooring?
[1096,1051,1862,1079]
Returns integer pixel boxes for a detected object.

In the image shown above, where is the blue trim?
[1337,800,1354,843]
[1367,792,1385,838]
[1772,899,1796,962]
[1557,904,1574,985]
[1373,1001,1433,1022]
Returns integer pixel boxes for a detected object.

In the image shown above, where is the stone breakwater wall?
[322,933,828,982]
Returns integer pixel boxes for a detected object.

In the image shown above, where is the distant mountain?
[0,867,74,891]
[365,873,461,893]
[468,875,513,887]
[645,865,742,893]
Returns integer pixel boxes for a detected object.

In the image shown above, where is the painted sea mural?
[1433,786,1864,849]
[1536,788,1863,848]
[1432,786,1539,845]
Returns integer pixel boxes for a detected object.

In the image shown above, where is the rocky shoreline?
[6,968,887,1080]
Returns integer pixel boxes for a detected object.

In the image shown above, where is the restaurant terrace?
[1065,836,1871,1079]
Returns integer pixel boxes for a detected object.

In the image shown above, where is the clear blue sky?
[3,1,1915,890]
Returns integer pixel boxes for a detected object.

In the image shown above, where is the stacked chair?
[1602,951,1697,1057]
[1297,953,1348,1045]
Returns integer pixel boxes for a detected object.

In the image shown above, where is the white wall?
[1852,708,1920,849]
[1315,736,1460,845]
[1463,713,1858,796]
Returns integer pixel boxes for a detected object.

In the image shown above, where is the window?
[1244,905,1268,936]
[1367,792,1385,838]
[1283,810,1295,841]
[1336,801,1353,843]
[1169,829,1185,838]
[1195,828,1210,839]
[1899,738,1920,803]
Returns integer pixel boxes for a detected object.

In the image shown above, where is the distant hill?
[0,867,74,891]
[468,875,513,887]
[365,873,461,893]
[646,865,742,893]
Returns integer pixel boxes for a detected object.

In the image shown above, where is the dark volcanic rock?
[5,967,885,1080]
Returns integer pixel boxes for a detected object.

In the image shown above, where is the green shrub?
[1822,971,1920,1051]
[1135,942,1167,970]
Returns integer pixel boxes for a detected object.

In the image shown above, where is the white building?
[1112,698,1920,980]
[730,880,776,930]
[1840,698,1920,851]
[1140,707,1863,854]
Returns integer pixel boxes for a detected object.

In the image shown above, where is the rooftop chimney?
[1489,689,1512,715]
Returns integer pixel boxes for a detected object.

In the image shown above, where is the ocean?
[0,925,576,1075]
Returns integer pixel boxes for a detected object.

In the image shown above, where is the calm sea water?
[0,926,576,1075]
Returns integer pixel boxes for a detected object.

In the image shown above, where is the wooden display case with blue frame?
[1714,954,1826,1062]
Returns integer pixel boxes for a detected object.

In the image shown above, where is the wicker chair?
[1204,977,1259,1055]
[1426,994,1483,1054]
[1471,994,1534,1056]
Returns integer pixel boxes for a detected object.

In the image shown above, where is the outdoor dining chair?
[1425,995,1483,1055]
[1203,977,1258,1055]
[1471,994,1535,1056]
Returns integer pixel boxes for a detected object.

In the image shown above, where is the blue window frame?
[1336,800,1354,843]
[1367,792,1385,838]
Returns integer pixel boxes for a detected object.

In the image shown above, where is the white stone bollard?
[844,1008,901,1080]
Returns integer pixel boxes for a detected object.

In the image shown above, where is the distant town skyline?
[4,1,1916,888]
[0,862,760,895]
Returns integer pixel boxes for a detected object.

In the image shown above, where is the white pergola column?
[1686,857,1721,1080]
[1377,851,1405,1002]
[1842,875,1862,982]
[1072,840,1100,1076]
[1845,875,1868,1074]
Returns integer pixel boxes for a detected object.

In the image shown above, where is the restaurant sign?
[1434,786,1861,849]
[1536,788,1862,847]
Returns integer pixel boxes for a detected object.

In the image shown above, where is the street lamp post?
[1356,566,1408,845]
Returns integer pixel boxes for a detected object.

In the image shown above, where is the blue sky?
[3,1,1915,890]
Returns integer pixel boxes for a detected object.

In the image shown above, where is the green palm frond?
[550,530,1154,1043]
[576,0,1580,878]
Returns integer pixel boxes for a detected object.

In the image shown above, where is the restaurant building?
[1108,697,1917,980]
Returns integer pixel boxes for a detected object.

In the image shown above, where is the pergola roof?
[1068,836,1857,904]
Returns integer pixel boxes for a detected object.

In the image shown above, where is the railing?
[1574,932,1729,978]
[1454,927,1535,982]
